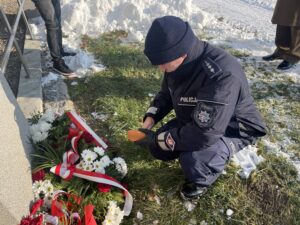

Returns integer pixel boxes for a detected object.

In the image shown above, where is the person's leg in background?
[33,0,61,60]
[275,25,300,70]
[32,0,75,75]
[286,26,300,62]
[52,0,63,53]
[52,0,76,56]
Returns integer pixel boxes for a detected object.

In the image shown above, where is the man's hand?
[133,128,175,151]
[142,117,155,129]
[135,128,157,148]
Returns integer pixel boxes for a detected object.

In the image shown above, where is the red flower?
[97,183,112,193]
[68,125,81,140]
[19,216,31,225]
[30,199,44,215]
[31,215,43,225]
[32,170,45,182]
[81,131,94,144]
[19,215,43,225]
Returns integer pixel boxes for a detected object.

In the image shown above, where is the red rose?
[19,215,43,225]
[31,215,43,225]
[19,216,31,225]
[32,170,45,182]
[81,131,94,143]
[97,183,112,193]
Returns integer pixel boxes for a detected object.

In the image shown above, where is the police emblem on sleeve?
[193,102,216,128]
[198,110,210,123]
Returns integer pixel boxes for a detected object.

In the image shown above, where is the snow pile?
[195,0,276,50]
[41,72,59,87]
[29,20,105,76]
[239,0,276,10]
[60,0,212,46]
[232,145,265,179]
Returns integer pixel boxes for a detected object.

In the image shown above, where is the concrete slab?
[17,39,43,118]
[0,72,33,225]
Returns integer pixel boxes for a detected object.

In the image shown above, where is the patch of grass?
[227,48,250,58]
[67,32,300,224]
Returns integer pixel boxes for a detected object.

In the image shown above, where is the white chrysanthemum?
[94,146,105,156]
[33,185,46,199]
[29,124,39,136]
[41,109,56,123]
[43,180,51,186]
[32,131,48,143]
[113,157,128,177]
[76,161,85,169]
[95,166,105,174]
[44,182,54,194]
[81,149,93,158]
[82,163,94,171]
[32,180,44,193]
[93,160,102,169]
[38,121,52,132]
[83,151,98,163]
[94,160,105,173]
[102,201,124,225]
[32,180,54,199]
[100,155,112,168]
[34,187,47,199]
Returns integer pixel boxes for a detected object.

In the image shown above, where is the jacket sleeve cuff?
[143,106,159,123]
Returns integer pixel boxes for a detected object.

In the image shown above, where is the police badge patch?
[193,102,216,128]
[198,110,210,123]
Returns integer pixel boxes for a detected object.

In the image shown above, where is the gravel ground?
[0,0,33,96]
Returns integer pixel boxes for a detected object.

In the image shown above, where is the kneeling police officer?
[133,16,267,200]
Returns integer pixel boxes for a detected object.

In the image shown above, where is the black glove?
[135,128,175,151]
[135,128,157,148]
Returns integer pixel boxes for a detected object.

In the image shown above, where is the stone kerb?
[17,39,43,119]
[0,74,33,225]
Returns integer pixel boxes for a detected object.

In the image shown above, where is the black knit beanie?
[144,16,197,65]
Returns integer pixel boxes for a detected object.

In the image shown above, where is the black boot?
[277,60,297,70]
[53,59,75,76]
[180,182,207,200]
[262,52,282,61]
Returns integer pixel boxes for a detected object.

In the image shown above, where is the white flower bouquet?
[28,110,132,224]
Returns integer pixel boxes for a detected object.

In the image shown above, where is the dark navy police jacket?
[144,40,267,152]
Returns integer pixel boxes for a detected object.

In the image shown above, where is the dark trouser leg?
[275,25,300,63]
[289,26,300,62]
[179,139,231,187]
[149,119,237,187]
[33,0,61,60]
[52,0,63,52]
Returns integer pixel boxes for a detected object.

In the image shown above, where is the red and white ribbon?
[51,111,133,216]
[67,111,108,149]
[50,164,133,216]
